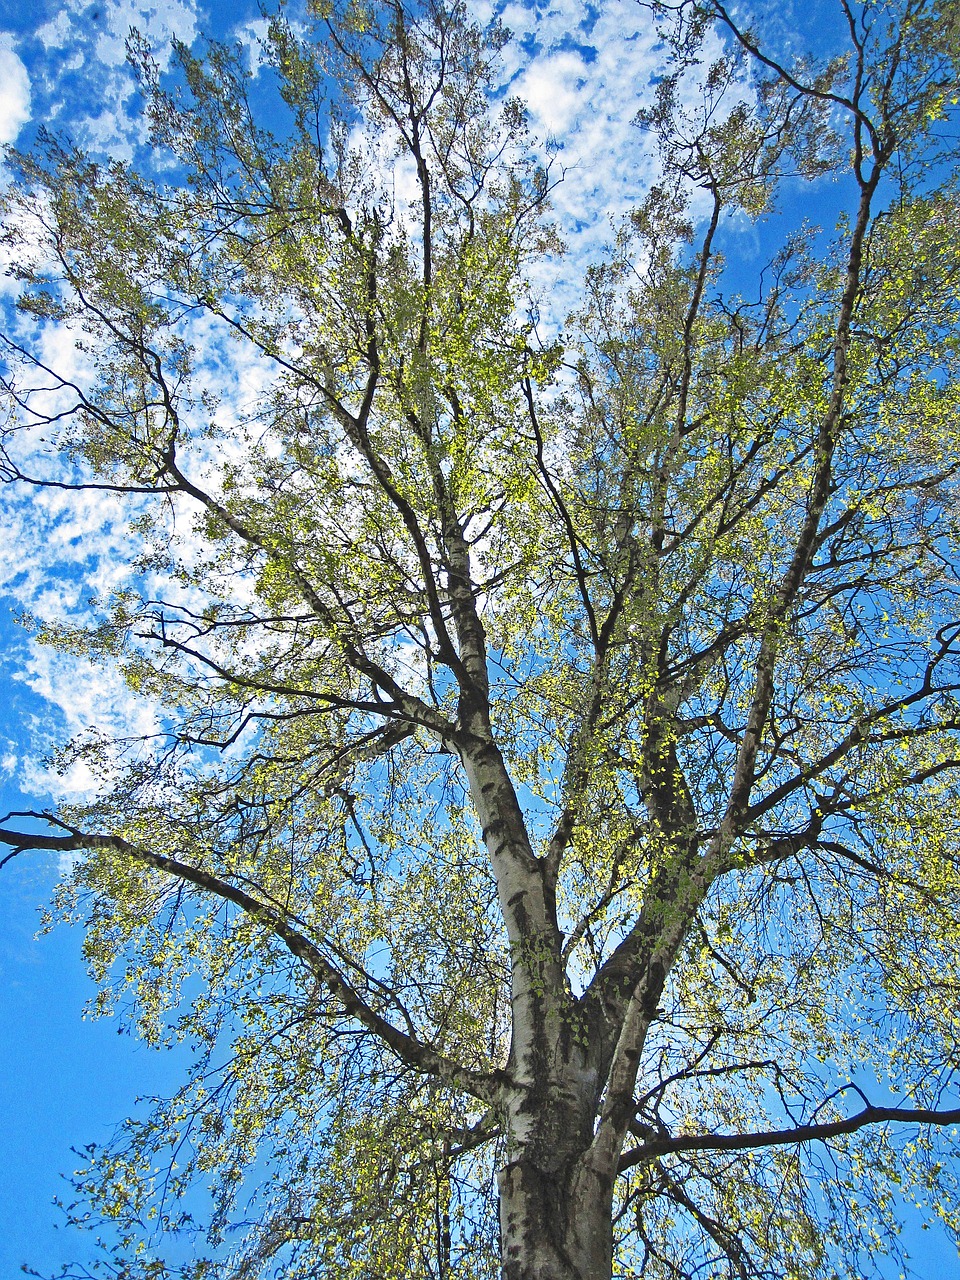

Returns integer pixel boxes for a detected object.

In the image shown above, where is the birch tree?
[2,0,960,1276]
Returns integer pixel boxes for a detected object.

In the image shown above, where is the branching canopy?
[3,0,960,1276]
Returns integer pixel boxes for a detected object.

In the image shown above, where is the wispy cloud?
[479,0,686,323]
[0,0,684,799]
[0,38,31,146]
[29,0,199,159]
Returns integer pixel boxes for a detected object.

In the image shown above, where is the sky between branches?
[3,0,954,1274]
[0,0,699,793]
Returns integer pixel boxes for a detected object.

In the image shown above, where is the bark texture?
[499,1137,614,1280]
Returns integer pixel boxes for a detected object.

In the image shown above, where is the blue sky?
[1,0,960,1274]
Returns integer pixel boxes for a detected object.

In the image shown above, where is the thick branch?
[619,1103,960,1170]
[0,821,503,1105]
[713,150,886,858]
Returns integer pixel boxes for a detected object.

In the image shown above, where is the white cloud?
[0,0,726,803]
[470,0,747,329]
[39,0,201,68]
[480,1,667,326]
[93,0,199,69]
[0,39,31,145]
[29,0,200,159]
[16,645,157,740]
[232,17,271,76]
[36,12,74,50]
[515,49,590,135]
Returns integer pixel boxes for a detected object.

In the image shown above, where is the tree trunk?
[498,1153,614,1280]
